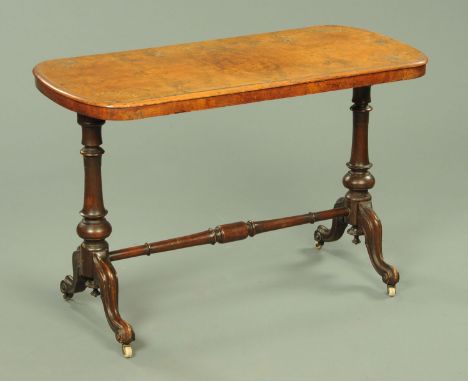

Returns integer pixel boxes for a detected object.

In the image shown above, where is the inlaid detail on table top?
[33,25,427,120]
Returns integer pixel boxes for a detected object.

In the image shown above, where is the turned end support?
[342,88,400,295]
[76,114,112,247]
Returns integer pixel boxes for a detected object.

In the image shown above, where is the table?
[33,25,427,358]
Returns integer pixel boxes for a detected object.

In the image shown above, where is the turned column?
[60,115,111,298]
[343,87,399,295]
[75,114,135,357]
[76,114,112,259]
[343,86,375,235]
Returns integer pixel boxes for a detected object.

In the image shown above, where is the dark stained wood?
[93,254,135,346]
[358,204,399,287]
[108,208,350,261]
[314,197,348,247]
[75,115,112,245]
[60,250,87,300]
[60,115,112,300]
[342,86,399,288]
[33,25,427,120]
[59,115,135,348]
[311,87,399,292]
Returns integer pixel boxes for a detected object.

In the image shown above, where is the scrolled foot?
[93,254,135,349]
[357,204,400,290]
[59,250,88,300]
[60,250,87,300]
[313,197,347,249]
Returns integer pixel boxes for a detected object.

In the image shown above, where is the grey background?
[0,0,467,379]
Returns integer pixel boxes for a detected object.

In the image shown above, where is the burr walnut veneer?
[33,25,427,358]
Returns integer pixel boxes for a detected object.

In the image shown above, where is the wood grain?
[33,25,427,120]
[108,208,350,261]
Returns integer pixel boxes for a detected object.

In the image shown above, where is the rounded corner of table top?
[33,25,428,121]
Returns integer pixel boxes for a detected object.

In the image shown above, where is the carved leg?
[60,249,88,300]
[60,114,135,357]
[343,87,399,296]
[314,197,348,248]
[357,204,399,296]
[93,254,135,357]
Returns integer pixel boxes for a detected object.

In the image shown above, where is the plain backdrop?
[1,0,467,380]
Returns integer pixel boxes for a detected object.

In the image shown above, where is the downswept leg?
[357,204,399,296]
[60,249,87,299]
[314,197,348,248]
[93,253,135,357]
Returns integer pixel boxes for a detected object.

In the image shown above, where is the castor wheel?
[62,292,73,300]
[315,241,323,249]
[387,285,396,297]
[122,344,133,358]
[352,235,361,245]
[60,275,74,300]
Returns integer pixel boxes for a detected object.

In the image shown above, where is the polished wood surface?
[33,25,427,120]
[60,115,135,347]
[109,208,350,261]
